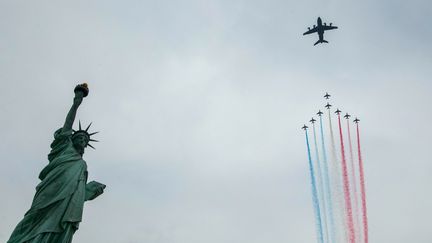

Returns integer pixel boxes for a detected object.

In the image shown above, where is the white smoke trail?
[327,108,347,243]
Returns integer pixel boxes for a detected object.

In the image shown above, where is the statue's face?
[72,134,89,151]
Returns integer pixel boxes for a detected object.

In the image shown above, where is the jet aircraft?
[303,17,338,46]
[344,113,351,119]
[324,92,331,99]
[354,118,360,123]
[310,118,316,124]
[317,110,323,116]
[335,109,342,115]
[302,124,308,130]
[325,102,332,109]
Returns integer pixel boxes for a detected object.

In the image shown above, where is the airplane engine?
[330,23,333,26]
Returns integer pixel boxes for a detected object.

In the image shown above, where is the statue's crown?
[72,121,99,149]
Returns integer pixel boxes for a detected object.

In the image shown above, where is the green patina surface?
[8,84,105,243]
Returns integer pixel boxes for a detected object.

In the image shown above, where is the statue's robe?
[8,128,99,243]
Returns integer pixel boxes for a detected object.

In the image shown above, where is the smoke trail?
[319,115,336,243]
[337,114,355,243]
[312,123,329,242]
[312,122,329,243]
[346,118,361,242]
[305,129,324,243]
[356,123,368,243]
[327,109,338,174]
[328,109,347,243]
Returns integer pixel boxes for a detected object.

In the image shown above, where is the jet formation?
[303,17,338,46]
[302,92,360,130]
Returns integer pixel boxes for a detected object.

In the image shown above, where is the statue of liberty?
[8,83,106,243]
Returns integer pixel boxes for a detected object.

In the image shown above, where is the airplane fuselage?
[317,17,324,40]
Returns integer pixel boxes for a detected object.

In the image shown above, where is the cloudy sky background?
[1,0,431,242]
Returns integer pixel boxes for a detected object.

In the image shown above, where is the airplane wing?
[303,27,318,35]
[323,25,338,31]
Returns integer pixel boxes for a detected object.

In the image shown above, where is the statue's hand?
[63,83,89,131]
[73,93,83,106]
[73,83,89,106]
[95,183,106,195]
[85,181,106,201]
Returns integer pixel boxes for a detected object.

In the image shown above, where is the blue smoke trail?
[312,123,329,243]
[319,115,336,243]
[305,129,324,243]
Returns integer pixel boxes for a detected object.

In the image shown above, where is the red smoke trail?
[347,119,361,242]
[337,114,355,243]
[356,123,368,243]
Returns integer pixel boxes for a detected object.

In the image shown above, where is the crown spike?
[85,122,93,132]
[89,131,99,136]
[79,120,82,130]
[89,139,99,142]
[87,143,96,149]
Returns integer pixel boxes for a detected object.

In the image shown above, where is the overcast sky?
[1,0,431,242]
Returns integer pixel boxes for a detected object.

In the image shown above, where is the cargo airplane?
[303,17,338,46]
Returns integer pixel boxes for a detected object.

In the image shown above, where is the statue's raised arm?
[62,83,89,132]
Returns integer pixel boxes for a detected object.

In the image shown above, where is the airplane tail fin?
[314,39,329,46]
